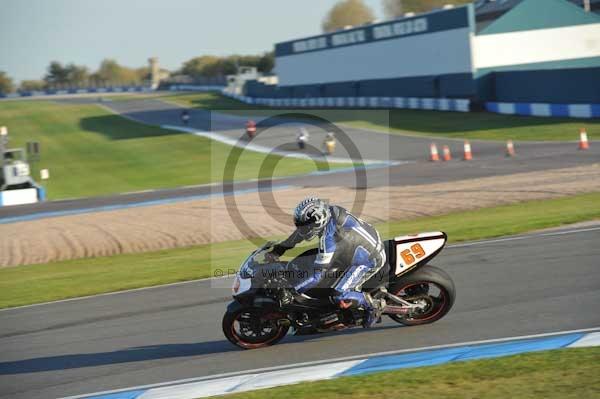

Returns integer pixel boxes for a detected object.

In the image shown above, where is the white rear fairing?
[393,232,447,275]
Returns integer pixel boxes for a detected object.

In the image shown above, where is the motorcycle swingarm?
[378,288,428,315]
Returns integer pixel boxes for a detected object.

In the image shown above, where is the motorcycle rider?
[181,109,190,125]
[297,127,309,150]
[268,197,386,328]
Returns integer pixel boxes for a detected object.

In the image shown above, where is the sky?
[0,0,384,83]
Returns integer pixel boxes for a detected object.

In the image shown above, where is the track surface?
[1,225,599,398]
[1,98,598,221]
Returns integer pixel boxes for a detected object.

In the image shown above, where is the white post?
[40,169,50,180]
[584,0,591,12]
[0,126,7,168]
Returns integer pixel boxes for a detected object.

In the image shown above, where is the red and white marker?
[579,128,589,150]
[430,143,440,162]
[506,140,515,157]
[463,141,473,161]
[442,145,452,161]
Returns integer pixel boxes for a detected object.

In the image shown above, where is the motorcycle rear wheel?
[222,306,290,349]
[387,265,455,326]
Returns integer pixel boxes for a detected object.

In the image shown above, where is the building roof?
[475,0,600,22]
[479,0,600,35]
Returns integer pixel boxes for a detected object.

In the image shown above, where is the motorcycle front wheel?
[222,306,290,349]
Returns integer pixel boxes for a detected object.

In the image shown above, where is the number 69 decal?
[400,243,426,266]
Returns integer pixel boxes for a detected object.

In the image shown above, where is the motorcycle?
[222,232,455,349]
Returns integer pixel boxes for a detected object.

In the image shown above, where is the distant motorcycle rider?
[181,109,190,125]
[296,127,309,150]
[268,197,386,328]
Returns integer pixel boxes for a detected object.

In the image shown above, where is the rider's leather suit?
[272,205,386,323]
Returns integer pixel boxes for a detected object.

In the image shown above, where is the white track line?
[2,224,598,313]
[0,276,231,313]
[162,124,396,165]
[59,326,600,399]
[448,226,600,248]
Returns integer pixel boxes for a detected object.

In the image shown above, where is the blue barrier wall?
[250,73,476,100]
[494,66,600,103]
[477,66,600,103]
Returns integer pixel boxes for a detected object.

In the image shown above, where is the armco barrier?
[222,91,471,112]
[168,85,226,91]
[0,86,153,99]
[64,328,600,399]
[486,102,600,119]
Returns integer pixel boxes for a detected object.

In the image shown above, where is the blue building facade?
[235,0,600,117]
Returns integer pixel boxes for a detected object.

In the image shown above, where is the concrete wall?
[473,22,600,103]
[473,23,600,71]
[0,188,38,206]
[276,28,474,86]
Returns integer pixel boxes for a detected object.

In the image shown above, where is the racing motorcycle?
[222,232,455,349]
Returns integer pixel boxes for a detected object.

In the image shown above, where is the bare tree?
[20,80,46,92]
[322,0,375,33]
[384,0,471,17]
[383,0,403,19]
[0,71,14,94]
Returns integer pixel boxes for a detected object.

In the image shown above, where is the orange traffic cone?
[506,140,515,157]
[579,128,589,150]
[463,141,473,161]
[442,145,452,161]
[430,143,440,162]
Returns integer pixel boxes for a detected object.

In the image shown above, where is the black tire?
[387,265,455,326]
[222,306,290,349]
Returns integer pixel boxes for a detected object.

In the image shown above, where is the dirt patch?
[1,164,599,267]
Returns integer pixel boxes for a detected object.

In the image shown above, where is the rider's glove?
[264,251,280,263]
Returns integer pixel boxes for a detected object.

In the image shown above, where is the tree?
[322,0,375,33]
[96,59,122,84]
[44,61,91,88]
[95,59,141,85]
[179,53,274,80]
[0,71,14,94]
[44,61,70,86]
[181,56,220,80]
[384,0,471,16]
[382,0,403,19]
[202,58,237,77]
[135,66,151,82]
[257,52,274,73]
[19,80,46,92]
[65,64,89,87]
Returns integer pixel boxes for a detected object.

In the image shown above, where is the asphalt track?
[1,98,598,221]
[1,225,599,398]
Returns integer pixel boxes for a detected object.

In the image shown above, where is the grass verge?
[222,348,600,399]
[0,192,598,309]
[166,92,599,141]
[0,100,340,199]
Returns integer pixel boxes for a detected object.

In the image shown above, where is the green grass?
[222,348,600,399]
[166,91,259,110]
[0,240,256,309]
[165,92,599,141]
[0,192,598,309]
[377,192,600,241]
[0,101,340,199]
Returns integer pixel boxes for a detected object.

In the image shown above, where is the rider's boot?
[337,291,386,328]
[363,292,386,328]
